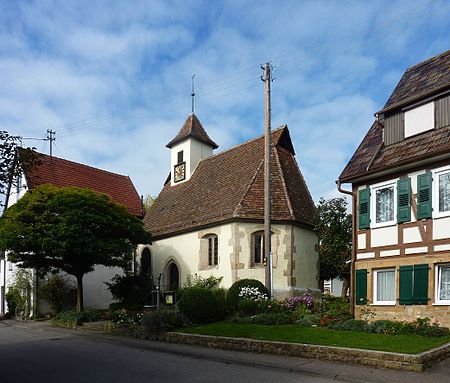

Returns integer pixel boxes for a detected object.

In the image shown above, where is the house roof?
[339,121,450,183]
[381,49,450,113]
[144,126,315,238]
[166,113,219,149]
[21,150,143,216]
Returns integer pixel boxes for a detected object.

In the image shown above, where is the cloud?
[1,0,449,206]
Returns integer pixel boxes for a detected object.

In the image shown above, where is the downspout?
[336,179,356,316]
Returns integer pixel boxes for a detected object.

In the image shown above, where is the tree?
[142,194,155,213]
[315,197,352,300]
[0,185,152,312]
[0,131,38,213]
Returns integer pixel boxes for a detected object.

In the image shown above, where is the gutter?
[336,179,356,316]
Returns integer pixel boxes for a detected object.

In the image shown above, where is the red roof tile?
[145,126,315,238]
[21,151,142,216]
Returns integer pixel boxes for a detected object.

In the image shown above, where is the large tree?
[0,185,152,311]
[1,131,37,213]
[315,197,352,300]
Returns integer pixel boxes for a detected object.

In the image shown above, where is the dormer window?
[404,101,434,138]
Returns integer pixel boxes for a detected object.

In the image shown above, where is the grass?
[178,322,450,354]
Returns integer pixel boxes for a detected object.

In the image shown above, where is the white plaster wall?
[403,226,422,243]
[433,216,450,240]
[293,226,319,294]
[81,266,123,309]
[189,139,212,175]
[357,233,366,250]
[149,223,234,289]
[371,226,398,247]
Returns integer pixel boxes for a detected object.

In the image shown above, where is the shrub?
[141,310,185,333]
[292,306,320,325]
[238,299,259,316]
[110,309,143,325]
[51,310,104,328]
[211,288,228,320]
[258,299,288,314]
[284,293,314,310]
[39,274,73,313]
[328,319,371,332]
[178,287,219,324]
[251,312,292,325]
[105,274,153,310]
[227,279,268,311]
[183,274,223,289]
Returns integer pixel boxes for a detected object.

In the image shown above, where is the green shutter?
[355,269,367,305]
[358,188,370,230]
[399,266,413,305]
[417,173,432,219]
[413,264,429,305]
[397,178,411,223]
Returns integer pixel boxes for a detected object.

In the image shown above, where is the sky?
[1,0,450,206]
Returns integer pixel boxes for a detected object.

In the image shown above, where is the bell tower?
[166,114,218,185]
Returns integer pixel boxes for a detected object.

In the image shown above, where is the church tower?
[166,114,218,186]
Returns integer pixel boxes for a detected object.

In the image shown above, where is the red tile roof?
[166,113,219,149]
[145,126,315,238]
[21,151,142,216]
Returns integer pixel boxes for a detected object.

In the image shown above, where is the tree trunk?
[76,274,84,312]
[341,276,350,301]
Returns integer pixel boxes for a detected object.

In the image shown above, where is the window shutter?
[417,173,432,219]
[399,266,413,305]
[358,188,370,230]
[355,269,367,305]
[413,264,429,304]
[397,178,411,223]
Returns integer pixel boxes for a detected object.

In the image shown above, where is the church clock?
[174,162,186,183]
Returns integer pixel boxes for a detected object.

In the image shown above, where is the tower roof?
[166,113,218,149]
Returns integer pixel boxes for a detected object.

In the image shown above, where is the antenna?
[191,74,196,114]
[46,129,56,161]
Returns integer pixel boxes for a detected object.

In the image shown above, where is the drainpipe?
[336,179,356,316]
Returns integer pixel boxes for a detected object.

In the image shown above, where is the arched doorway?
[167,262,179,291]
[140,248,151,277]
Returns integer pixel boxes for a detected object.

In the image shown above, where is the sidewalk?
[6,319,450,383]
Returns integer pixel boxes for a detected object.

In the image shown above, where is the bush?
[328,319,371,332]
[39,274,73,313]
[141,310,185,333]
[292,306,320,326]
[211,288,228,320]
[51,310,104,328]
[178,287,220,324]
[110,309,143,325]
[227,279,268,311]
[105,274,153,310]
[258,299,289,314]
[183,274,223,289]
[238,299,259,316]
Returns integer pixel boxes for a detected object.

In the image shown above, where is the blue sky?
[1,0,450,203]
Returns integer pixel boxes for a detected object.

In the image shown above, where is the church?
[141,113,319,298]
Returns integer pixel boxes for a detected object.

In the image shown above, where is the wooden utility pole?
[262,63,273,299]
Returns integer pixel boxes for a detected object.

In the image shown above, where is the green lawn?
[178,322,450,354]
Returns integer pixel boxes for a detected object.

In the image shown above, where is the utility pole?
[262,63,273,299]
[46,129,55,160]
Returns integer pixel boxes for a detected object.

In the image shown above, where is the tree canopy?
[315,197,352,299]
[0,185,152,311]
[1,131,38,213]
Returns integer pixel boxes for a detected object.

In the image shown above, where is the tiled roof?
[382,49,450,112]
[166,113,218,149]
[145,126,315,238]
[21,150,142,216]
[339,122,450,182]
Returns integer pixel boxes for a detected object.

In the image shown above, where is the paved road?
[1,320,450,383]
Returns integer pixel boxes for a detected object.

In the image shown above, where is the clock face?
[174,162,186,183]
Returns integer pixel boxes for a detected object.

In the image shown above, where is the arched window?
[140,248,151,277]
[167,262,179,291]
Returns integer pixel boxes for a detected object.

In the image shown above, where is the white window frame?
[373,268,396,305]
[432,165,450,219]
[435,264,450,305]
[370,179,398,228]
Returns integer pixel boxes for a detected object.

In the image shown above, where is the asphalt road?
[1,320,450,383]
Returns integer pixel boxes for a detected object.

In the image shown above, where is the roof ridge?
[274,147,294,219]
[404,49,450,72]
[204,125,286,161]
[33,151,131,179]
[233,157,265,217]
